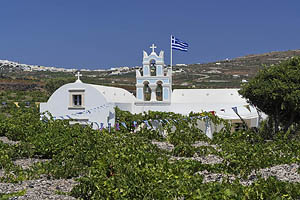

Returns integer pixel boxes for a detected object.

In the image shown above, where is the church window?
[143,81,151,101]
[73,95,82,106]
[156,81,163,101]
[150,59,156,76]
[69,89,85,109]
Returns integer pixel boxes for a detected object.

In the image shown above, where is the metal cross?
[76,71,82,80]
[150,44,157,53]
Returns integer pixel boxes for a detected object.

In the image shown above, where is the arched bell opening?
[150,59,156,76]
[143,81,151,101]
[156,81,163,101]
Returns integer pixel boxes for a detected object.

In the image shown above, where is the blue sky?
[0,0,299,69]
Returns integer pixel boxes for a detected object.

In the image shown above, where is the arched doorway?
[143,81,151,101]
[156,81,163,101]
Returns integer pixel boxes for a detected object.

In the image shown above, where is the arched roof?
[88,84,136,103]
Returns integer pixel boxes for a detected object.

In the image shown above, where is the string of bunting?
[90,115,211,133]
[1,101,40,108]
[89,104,254,133]
[48,104,254,133]
[52,103,112,120]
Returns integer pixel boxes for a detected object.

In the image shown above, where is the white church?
[40,44,259,131]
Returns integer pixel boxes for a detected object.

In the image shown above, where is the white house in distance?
[40,44,259,131]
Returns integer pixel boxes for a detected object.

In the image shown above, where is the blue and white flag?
[171,36,188,52]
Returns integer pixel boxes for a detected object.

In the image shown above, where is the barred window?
[73,95,82,106]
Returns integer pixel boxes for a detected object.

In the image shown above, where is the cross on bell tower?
[150,44,157,53]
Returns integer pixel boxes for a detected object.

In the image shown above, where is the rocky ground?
[152,140,300,186]
[1,136,300,199]
[0,179,77,200]
[0,137,78,199]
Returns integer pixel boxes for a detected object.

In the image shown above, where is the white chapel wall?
[40,82,115,128]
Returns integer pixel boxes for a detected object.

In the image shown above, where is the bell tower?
[135,44,172,103]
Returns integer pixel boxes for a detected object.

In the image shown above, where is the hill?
[173,49,300,88]
[1,49,300,94]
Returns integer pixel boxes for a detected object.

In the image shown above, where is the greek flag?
[171,36,188,52]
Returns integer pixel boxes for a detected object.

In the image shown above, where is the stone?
[151,140,174,152]
[0,136,19,145]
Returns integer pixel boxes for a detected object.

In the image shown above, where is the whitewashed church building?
[40,44,259,131]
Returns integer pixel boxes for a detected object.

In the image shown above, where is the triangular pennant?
[244,105,251,112]
[232,107,238,114]
[121,122,127,128]
[205,118,213,139]
[115,123,120,131]
[209,111,216,116]
[13,102,20,108]
[144,120,151,128]
[108,123,111,133]
[133,121,137,128]
[150,120,156,126]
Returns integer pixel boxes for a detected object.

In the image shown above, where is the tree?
[239,57,300,135]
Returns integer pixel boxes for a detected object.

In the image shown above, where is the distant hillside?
[1,49,300,92]
[172,49,300,88]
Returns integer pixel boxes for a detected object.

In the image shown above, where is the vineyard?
[0,57,300,199]
[0,104,300,199]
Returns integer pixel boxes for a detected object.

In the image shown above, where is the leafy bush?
[0,107,299,198]
[173,143,196,157]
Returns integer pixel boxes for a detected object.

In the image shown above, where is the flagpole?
[170,35,173,92]
[170,35,173,73]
